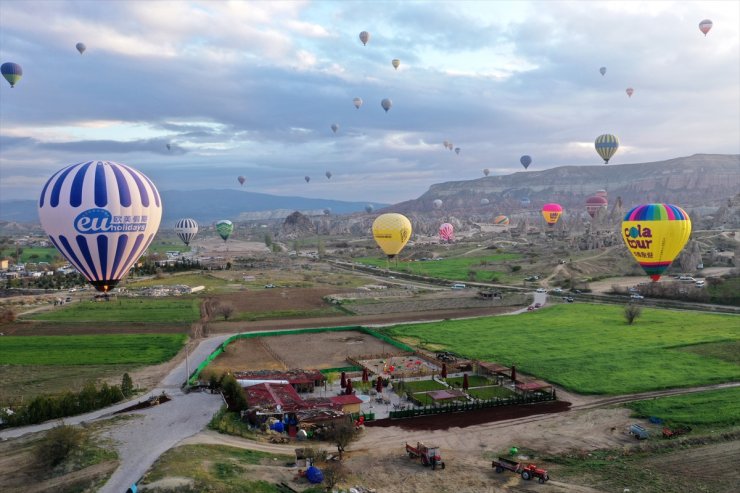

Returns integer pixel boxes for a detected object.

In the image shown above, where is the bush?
[624,303,643,325]
[37,423,85,467]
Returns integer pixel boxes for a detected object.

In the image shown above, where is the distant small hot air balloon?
[353,97,363,109]
[372,213,412,259]
[331,123,339,134]
[443,140,449,149]
[381,98,392,113]
[542,203,563,226]
[585,195,608,219]
[447,142,454,151]
[238,176,246,186]
[365,204,374,213]
[1,62,22,88]
[520,155,532,170]
[215,220,233,242]
[699,19,713,37]
[323,208,331,215]
[493,215,510,226]
[480,198,490,206]
[325,171,332,179]
[622,204,692,281]
[454,147,461,155]
[166,143,171,151]
[304,176,311,183]
[359,31,370,46]
[175,218,199,246]
[392,59,400,70]
[599,66,607,76]
[439,223,454,242]
[483,168,490,176]
[76,42,86,54]
[595,134,619,163]
[520,197,531,208]
[626,87,634,98]
[433,199,443,209]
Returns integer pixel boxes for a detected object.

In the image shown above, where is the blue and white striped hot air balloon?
[594,134,619,164]
[175,218,198,246]
[38,160,162,292]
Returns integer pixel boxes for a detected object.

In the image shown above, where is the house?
[328,394,362,415]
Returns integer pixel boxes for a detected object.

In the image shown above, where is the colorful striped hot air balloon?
[175,218,198,246]
[622,204,692,281]
[372,213,412,258]
[38,160,162,292]
[595,134,619,163]
[541,203,563,226]
[439,223,454,242]
[1,62,22,88]
[493,215,510,226]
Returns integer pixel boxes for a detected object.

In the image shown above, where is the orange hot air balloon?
[622,204,691,281]
[541,203,563,226]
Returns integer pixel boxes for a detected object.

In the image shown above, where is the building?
[234,369,326,393]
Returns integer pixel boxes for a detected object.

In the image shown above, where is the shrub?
[37,423,85,467]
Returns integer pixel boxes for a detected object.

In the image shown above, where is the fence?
[388,392,555,419]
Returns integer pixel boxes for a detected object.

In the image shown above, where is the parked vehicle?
[630,294,644,300]
[629,424,649,440]
[492,457,549,483]
[535,288,547,293]
[662,426,692,439]
[406,442,445,470]
[534,303,542,308]
[451,283,467,290]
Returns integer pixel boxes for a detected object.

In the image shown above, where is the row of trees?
[4,271,87,290]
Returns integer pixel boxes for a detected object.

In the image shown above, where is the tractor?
[405,442,445,470]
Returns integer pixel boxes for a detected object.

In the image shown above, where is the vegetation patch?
[0,246,60,263]
[126,273,228,289]
[230,307,343,322]
[626,387,740,429]
[445,375,491,387]
[357,253,521,282]
[467,386,517,400]
[27,297,201,323]
[381,304,740,394]
[0,334,186,366]
[675,340,740,364]
[395,379,447,394]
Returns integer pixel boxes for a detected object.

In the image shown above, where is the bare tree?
[322,462,348,491]
[624,303,643,325]
[216,302,235,321]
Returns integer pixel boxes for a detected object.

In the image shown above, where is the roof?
[478,362,511,373]
[245,383,305,411]
[329,395,363,406]
[515,381,552,392]
[235,369,325,386]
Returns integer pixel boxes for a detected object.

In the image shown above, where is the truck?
[492,457,549,483]
[629,424,649,440]
[405,442,445,470]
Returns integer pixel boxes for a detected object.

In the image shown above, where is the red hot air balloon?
[439,223,454,242]
[585,195,608,218]
[699,19,713,36]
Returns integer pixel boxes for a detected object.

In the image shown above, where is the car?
[264,284,275,288]
[527,305,535,311]
[571,289,583,294]
[535,288,546,293]
[565,297,574,303]
[552,288,563,293]
[630,294,644,300]
[628,287,638,293]
[534,302,542,308]
[695,280,705,287]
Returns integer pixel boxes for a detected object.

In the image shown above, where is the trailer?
[405,442,445,470]
[492,457,549,484]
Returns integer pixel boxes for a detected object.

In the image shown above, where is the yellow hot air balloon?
[541,203,563,226]
[392,59,400,70]
[372,213,412,258]
[622,204,692,281]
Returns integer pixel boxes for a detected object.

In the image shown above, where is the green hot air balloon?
[2,62,23,88]
[215,220,234,242]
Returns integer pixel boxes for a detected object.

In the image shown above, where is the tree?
[328,421,356,460]
[216,302,235,321]
[220,373,247,411]
[624,303,643,325]
[0,307,16,324]
[121,373,134,397]
[37,424,86,467]
[264,233,273,247]
[322,462,348,491]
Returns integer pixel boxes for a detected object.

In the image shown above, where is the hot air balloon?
[76,42,86,54]
[483,168,490,176]
[381,98,392,113]
[372,213,412,258]
[323,208,331,215]
[215,220,233,242]
[365,204,374,213]
[622,204,692,281]
[166,143,172,151]
[493,215,510,226]
[599,66,607,76]
[238,176,246,186]
[392,59,400,70]
[454,147,461,155]
[585,195,608,219]
[447,142,454,151]
[520,155,532,170]
[541,203,563,227]
[1,62,22,88]
[331,123,339,134]
[480,198,490,206]
[520,197,531,208]
[699,19,713,36]
[626,87,634,98]
[359,31,370,46]
[443,140,449,149]
[594,189,608,198]
[38,160,162,293]
[595,134,619,163]
[439,223,454,242]
[325,171,332,179]
[353,97,363,109]
[175,218,198,246]
[304,176,310,183]
[433,199,443,209]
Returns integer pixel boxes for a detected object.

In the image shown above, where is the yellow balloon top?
[372,213,412,257]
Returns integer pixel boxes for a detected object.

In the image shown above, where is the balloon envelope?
[626,87,634,98]
[325,171,332,179]
[594,189,608,198]
[365,204,374,213]
[304,176,310,183]
[520,155,532,170]
[595,134,619,163]
[493,215,510,226]
[392,59,400,69]
[541,203,563,226]
[1,62,22,87]
[585,195,608,218]
[175,218,198,246]
[372,213,412,258]
[76,42,86,54]
[439,223,454,242]
[38,160,162,292]
[622,204,692,281]
[381,98,392,112]
[432,199,443,209]
[599,66,607,76]
[215,220,233,241]
[480,198,490,205]
[331,123,338,134]
[520,197,531,207]
[454,147,461,155]
[353,97,363,109]
[699,19,713,36]
[238,176,246,186]
[359,31,370,45]
[483,168,490,176]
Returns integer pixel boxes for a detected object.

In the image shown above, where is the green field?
[467,386,517,400]
[446,375,491,387]
[0,334,186,365]
[0,246,60,263]
[27,297,201,323]
[627,387,740,428]
[398,379,447,393]
[357,253,521,282]
[126,273,230,289]
[382,304,740,394]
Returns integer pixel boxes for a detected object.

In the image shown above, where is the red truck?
[405,442,445,470]
[492,457,549,483]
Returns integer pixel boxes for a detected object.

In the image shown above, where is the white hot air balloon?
[175,218,199,246]
[353,97,363,109]
[38,160,162,293]
[381,98,392,113]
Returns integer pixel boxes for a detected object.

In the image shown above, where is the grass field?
[467,386,517,400]
[0,334,186,365]
[626,387,740,428]
[398,379,447,393]
[230,307,343,322]
[445,375,491,387]
[382,304,740,394]
[357,253,521,282]
[26,297,201,323]
[0,246,60,263]
[126,273,231,289]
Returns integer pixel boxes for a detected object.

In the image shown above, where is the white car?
[552,288,563,293]
[630,294,644,300]
[536,288,547,293]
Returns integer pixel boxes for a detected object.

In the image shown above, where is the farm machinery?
[662,426,692,438]
[492,457,549,483]
[405,442,445,470]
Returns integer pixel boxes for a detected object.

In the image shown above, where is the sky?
[1,0,738,204]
